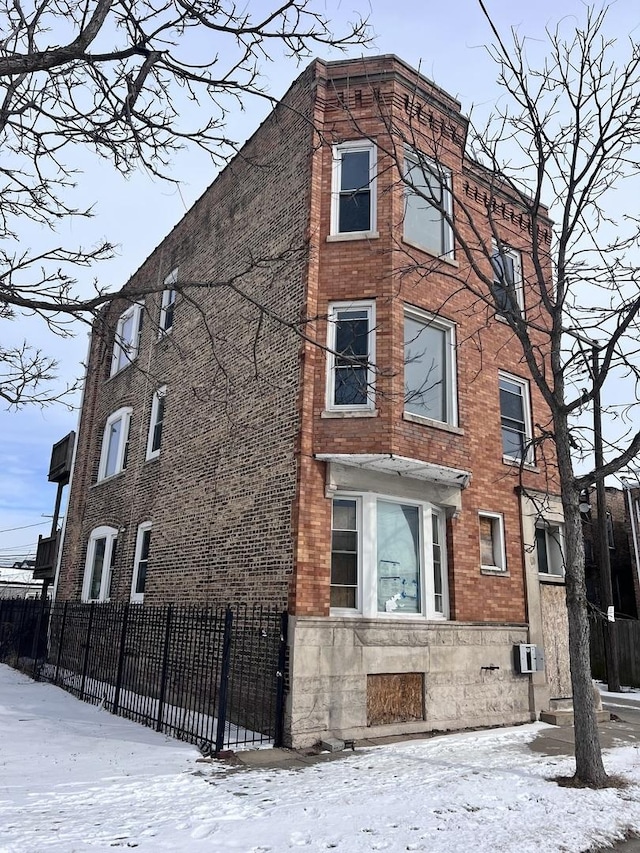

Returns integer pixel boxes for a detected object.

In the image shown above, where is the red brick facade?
[57,55,559,630]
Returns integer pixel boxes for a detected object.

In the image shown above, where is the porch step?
[539,709,610,726]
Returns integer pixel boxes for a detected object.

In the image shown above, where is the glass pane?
[479,516,496,565]
[432,513,443,613]
[331,586,357,608]
[500,382,524,422]
[535,526,549,574]
[333,499,357,530]
[136,531,150,595]
[335,314,369,358]
[104,419,121,477]
[331,553,357,586]
[547,527,564,576]
[152,397,165,452]
[339,192,371,232]
[377,501,421,614]
[404,160,446,253]
[341,150,370,191]
[89,538,106,600]
[332,530,357,552]
[335,366,367,406]
[404,316,447,421]
[502,425,525,459]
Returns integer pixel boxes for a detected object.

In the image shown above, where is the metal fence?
[0,598,287,754]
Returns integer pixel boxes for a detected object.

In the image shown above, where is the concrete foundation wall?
[287,617,531,747]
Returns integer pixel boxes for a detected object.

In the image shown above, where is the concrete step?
[539,709,610,726]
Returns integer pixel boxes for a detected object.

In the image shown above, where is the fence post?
[274,610,288,748]
[215,606,234,755]
[30,596,50,678]
[156,605,173,733]
[112,604,130,716]
[54,601,68,685]
[80,603,95,700]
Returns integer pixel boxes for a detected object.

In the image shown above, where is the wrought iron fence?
[0,598,287,754]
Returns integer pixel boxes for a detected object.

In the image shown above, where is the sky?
[2,663,640,851]
[2,0,640,565]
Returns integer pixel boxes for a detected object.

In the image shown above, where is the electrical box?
[513,643,545,674]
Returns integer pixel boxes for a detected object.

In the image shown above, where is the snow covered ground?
[2,665,640,852]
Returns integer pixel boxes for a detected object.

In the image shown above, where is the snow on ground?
[2,665,640,853]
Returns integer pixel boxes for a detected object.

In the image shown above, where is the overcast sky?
[2,0,638,567]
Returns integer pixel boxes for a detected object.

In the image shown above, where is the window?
[98,407,132,481]
[131,522,151,603]
[403,149,453,258]
[82,526,118,601]
[326,301,375,410]
[499,372,533,463]
[491,243,523,316]
[159,270,177,334]
[330,141,377,235]
[606,511,615,550]
[479,512,506,572]
[330,493,447,619]
[404,308,457,425]
[536,522,564,577]
[146,386,166,460]
[111,303,143,376]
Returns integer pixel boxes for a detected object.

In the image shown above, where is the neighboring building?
[55,56,571,747]
[621,480,640,616]
[583,485,639,619]
[0,563,43,600]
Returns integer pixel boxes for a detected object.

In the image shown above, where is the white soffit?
[315,453,471,489]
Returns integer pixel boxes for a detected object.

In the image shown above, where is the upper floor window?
[331,493,448,619]
[499,372,533,464]
[131,522,152,603]
[403,149,453,258]
[159,269,177,334]
[146,386,166,460]
[330,141,377,236]
[111,302,143,376]
[82,526,118,602]
[491,242,523,316]
[404,308,457,425]
[98,406,132,481]
[536,522,564,577]
[326,301,376,411]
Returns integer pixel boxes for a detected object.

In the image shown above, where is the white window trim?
[498,370,534,465]
[159,269,178,336]
[403,148,454,259]
[491,241,524,316]
[82,525,118,602]
[130,521,152,603]
[536,521,565,578]
[404,305,458,427]
[330,491,448,621]
[326,300,376,412]
[145,386,166,461]
[111,302,143,376]
[478,511,507,573]
[330,140,377,237]
[97,406,132,482]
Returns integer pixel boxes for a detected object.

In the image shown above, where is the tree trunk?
[555,414,607,785]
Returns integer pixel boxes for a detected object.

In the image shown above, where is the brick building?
[55,55,571,747]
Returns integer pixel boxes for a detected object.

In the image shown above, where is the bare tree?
[0,0,369,407]
[370,4,640,786]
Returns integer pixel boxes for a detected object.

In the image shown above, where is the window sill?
[329,609,448,621]
[495,312,524,325]
[403,412,463,434]
[145,452,161,463]
[92,471,126,487]
[326,231,380,243]
[107,362,137,382]
[538,573,565,585]
[400,237,458,267]
[321,409,379,419]
[502,456,538,473]
[156,328,173,341]
[480,567,510,577]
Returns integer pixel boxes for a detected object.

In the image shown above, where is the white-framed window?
[98,407,132,482]
[536,522,564,577]
[326,301,376,411]
[82,526,118,602]
[491,242,523,316]
[499,372,533,464]
[330,140,377,236]
[111,302,143,376]
[479,512,506,572]
[331,493,448,619]
[131,522,152,603]
[403,148,453,258]
[159,269,177,334]
[404,307,457,425]
[146,386,166,460]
